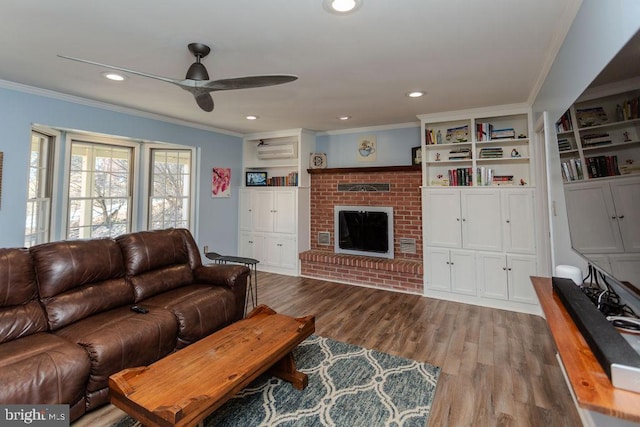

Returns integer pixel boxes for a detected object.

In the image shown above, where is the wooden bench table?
[109,305,315,426]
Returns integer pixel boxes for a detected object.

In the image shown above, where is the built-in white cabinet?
[564,176,640,254]
[423,186,539,313]
[477,253,538,304]
[426,248,476,295]
[239,129,314,276]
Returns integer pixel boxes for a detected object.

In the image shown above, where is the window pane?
[25,131,52,247]
[68,141,133,239]
[149,149,191,230]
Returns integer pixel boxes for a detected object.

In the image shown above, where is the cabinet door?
[263,235,297,269]
[502,189,536,254]
[424,190,462,248]
[273,189,297,234]
[450,250,476,295]
[564,182,624,253]
[426,247,452,291]
[461,190,502,251]
[238,231,259,259]
[610,178,640,252]
[477,253,508,300]
[253,190,276,232]
[507,254,537,304]
[238,190,254,231]
[610,254,640,284]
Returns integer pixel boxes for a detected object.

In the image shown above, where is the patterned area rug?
[112,335,440,427]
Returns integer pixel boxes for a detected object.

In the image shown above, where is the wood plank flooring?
[74,272,582,426]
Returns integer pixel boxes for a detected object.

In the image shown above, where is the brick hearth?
[301,166,423,294]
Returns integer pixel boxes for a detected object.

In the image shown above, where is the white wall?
[0,83,243,254]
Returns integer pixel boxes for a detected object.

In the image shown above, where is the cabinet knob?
[462,218,466,222]
[508,268,512,271]
[506,220,510,223]
[612,216,617,220]
[503,267,507,270]
[619,215,625,219]
[248,240,253,244]
[456,218,460,222]
[446,261,450,265]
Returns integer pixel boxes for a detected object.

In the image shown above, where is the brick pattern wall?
[301,168,423,294]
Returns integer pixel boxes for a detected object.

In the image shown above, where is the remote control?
[130,305,149,314]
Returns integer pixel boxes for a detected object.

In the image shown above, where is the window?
[25,131,54,247]
[149,149,192,230]
[67,141,133,239]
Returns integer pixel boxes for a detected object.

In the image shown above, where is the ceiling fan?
[58,43,298,112]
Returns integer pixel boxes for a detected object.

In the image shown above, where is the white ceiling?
[0,0,580,135]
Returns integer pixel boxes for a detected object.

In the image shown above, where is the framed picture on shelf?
[245,171,268,186]
[411,146,421,165]
[309,152,327,169]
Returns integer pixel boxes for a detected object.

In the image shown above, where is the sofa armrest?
[195,264,250,319]
[194,264,250,289]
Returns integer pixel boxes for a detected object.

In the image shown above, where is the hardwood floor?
[74,273,581,426]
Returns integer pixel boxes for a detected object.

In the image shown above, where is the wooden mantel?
[307,165,421,174]
[531,276,640,423]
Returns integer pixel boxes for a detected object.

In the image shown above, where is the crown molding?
[317,121,419,136]
[0,79,243,138]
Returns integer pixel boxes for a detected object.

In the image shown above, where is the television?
[558,29,640,315]
[334,206,394,259]
[245,171,267,186]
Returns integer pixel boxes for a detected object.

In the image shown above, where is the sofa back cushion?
[30,239,133,330]
[0,248,48,343]
[116,229,194,301]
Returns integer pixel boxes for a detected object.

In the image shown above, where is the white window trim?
[142,143,198,233]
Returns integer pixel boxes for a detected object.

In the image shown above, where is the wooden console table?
[531,276,640,423]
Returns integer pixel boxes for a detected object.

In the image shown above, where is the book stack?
[585,155,620,178]
[560,158,584,182]
[425,129,437,145]
[492,175,514,186]
[448,147,471,160]
[581,133,611,147]
[476,122,493,141]
[556,110,573,132]
[490,128,516,139]
[557,138,572,152]
[479,147,503,158]
[268,171,298,186]
[448,167,473,186]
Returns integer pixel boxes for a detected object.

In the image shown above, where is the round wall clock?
[309,152,327,169]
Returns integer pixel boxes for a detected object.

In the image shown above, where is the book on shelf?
[267,171,299,186]
[448,147,471,160]
[492,175,514,186]
[490,128,515,139]
[425,128,444,145]
[479,147,503,158]
[557,138,572,152]
[560,158,584,182]
[556,110,573,132]
[581,133,612,147]
[447,167,473,186]
[585,155,620,178]
[476,122,493,141]
[476,167,495,186]
[576,107,608,127]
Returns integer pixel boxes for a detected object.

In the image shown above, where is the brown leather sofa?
[0,228,249,422]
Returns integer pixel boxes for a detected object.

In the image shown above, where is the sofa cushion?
[54,305,178,403]
[0,332,90,416]
[30,239,133,330]
[141,284,237,348]
[0,248,48,343]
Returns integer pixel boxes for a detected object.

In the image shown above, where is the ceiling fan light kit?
[58,43,298,112]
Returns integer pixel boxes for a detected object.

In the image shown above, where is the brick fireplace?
[300,165,424,294]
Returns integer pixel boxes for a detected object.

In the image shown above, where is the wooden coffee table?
[109,305,315,427]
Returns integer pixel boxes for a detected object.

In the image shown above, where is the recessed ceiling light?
[338,115,351,121]
[323,0,363,14]
[407,91,425,98]
[102,72,125,81]
[246,115,259,120]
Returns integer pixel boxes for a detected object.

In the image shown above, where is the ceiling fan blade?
[204,75,298,91]
[194,93,214,112]
[57,54,180,85]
